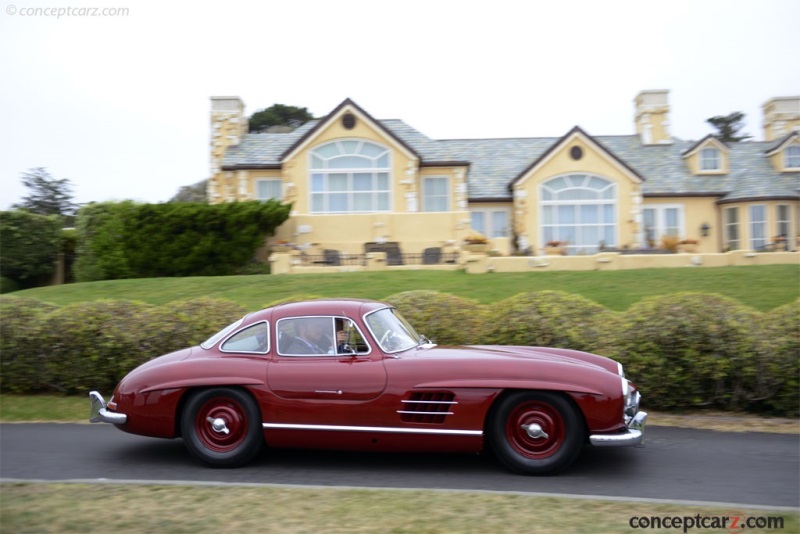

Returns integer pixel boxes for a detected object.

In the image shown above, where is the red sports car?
[90,298,646,474]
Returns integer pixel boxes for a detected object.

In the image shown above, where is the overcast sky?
[1,0,798,210]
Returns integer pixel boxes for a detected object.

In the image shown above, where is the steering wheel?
[379,329,394,348]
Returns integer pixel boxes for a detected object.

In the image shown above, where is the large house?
[208,90,800,260]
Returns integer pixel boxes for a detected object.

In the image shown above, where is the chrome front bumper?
[589,411,647,447]
[89,391,127,425]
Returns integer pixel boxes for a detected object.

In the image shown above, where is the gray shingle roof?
[221,119,800,202]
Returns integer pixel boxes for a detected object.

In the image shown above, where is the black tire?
[180,387,263,467]
[487,391,584,475]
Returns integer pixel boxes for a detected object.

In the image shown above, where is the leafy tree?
[706,112,752,142]
[12,168,77,218]
[248,104,314,133]
[170,179,208,203]
[0,210,62,287]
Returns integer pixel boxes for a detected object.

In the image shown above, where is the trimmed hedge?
[385,290,485,345]
[1,293,797,416]
[0,297,246,394]
[611,293,763,412]
[484,290,619,354]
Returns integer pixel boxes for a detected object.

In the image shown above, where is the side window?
[220,321,269,354]
[277,316,370,356]
[335,317,370,354]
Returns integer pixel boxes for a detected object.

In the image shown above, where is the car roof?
[253,298,389,321]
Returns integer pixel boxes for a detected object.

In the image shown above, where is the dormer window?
[786,145,800,169]
[700,147,720,170]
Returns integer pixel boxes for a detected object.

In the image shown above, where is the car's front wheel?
[180,387,263,467]
[487,391,584,475]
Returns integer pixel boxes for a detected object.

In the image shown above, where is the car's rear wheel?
[487,391,584,475]
[180,388,263,467]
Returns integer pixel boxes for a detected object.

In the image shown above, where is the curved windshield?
[364,308,420,353]
[200,317,244,349]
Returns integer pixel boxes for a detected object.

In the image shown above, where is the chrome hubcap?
[207,416,230,435]
[521,423,549,440]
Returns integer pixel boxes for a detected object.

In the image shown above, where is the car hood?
[403,344,619,374]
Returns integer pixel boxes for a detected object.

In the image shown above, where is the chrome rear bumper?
[589,411,647,447]
[89,391,127,425]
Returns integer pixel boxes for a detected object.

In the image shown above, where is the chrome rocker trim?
[263,422,482,436]
[89,391,127,425]
[589,411,647,447]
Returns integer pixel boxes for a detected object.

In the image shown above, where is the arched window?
[540,174,617,254]
[309,140,391,213]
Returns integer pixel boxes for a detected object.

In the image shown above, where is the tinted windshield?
[364,308,420,352]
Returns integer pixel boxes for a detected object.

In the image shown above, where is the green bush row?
[2,292,797,416]
[0,297,246,395]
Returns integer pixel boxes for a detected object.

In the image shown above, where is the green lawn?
[10,264,799,312]
[2,483,797,534]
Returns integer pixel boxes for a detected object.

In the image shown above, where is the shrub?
[0,276,20,294]
[384,290,485,345]
[0,210,62,288]
[484,290,616,353]
[0,297,60,393]
[143,298,248,356]
[753,299,800,416]
[613,293,761,411]
[123,201,291,277]
[36,300,158,394]
[74,201,138,282]
[74,200,291,280]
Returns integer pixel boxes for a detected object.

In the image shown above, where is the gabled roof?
[220,106,800,203]
[279,98,420,163]
[764,131,799,155]
[509,126,645,189]
[681,134,729,157]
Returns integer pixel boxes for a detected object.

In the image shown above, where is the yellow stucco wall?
[512,133,641,251]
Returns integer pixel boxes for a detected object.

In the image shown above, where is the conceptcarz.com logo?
[629,511,786,532]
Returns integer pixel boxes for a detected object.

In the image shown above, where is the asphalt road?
[1,423,798,508]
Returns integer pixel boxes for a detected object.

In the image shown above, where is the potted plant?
[462,232,489,252]
[660,235,681,253]
[270,239,295,253]
[679,238,699,253]
[544,240,567,255]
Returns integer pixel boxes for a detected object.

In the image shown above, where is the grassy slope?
[9,264,800,312]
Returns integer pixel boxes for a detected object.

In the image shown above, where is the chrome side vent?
[398,392,457,424]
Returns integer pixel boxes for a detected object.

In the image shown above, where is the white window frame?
[785,145,800,169]
[470,207,511,239]
[255,179,283,201]
[308,139,392,214]
[749,204,767,250]
[776,204,791,241]
[700,147,720,171]
[540,174,617,254]
[422,176,450,212]
[724,206,740,251]
[642,203,684,247]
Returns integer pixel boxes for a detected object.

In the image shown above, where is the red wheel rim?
[505,400,565,459]
[194,397,248,453]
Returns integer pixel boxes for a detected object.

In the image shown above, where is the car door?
[268,315,387,402]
